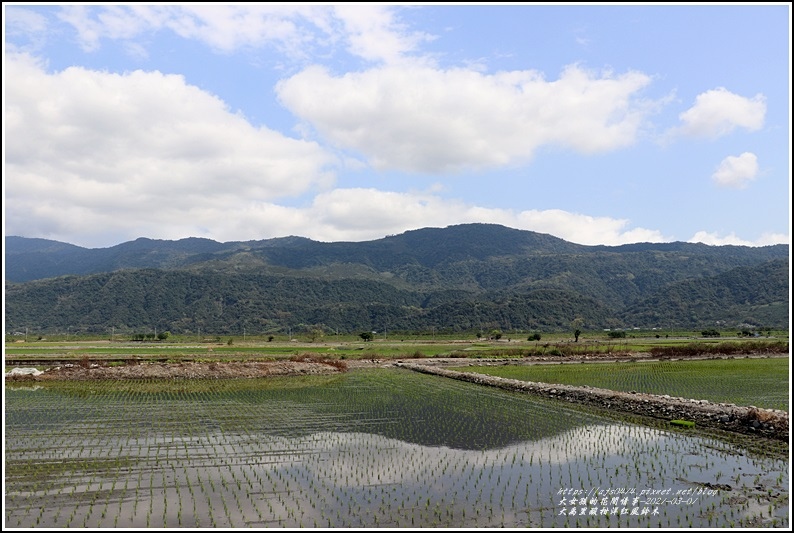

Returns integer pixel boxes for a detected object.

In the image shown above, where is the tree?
[309,328,325,343]
[489,329,502,340]
[157,331,170,341]
[571,317,584,342]
[528,332,542,341]
[359,331,374,342]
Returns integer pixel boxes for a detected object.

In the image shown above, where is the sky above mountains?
[3,3,791,248]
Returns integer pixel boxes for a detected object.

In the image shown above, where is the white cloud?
[676,87,765,138]
[160,4,318,55]
[4,6,50,52]
[2,55,665,250]
[6,120,669,252]
[711,152,759,188]
[332,4,435,64]
[5,6,49,33]
[57,5,144,52]
[277,64,653,173]
[203,188,668,247]
[4,53,336,245]
[688,231,790,247]
[53,4,426,62]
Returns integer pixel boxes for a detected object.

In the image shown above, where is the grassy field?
[450,357,790,411]
[6,327,789,346]
[5,330,789,363]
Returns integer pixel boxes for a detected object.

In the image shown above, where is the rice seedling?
[4,368,789,528]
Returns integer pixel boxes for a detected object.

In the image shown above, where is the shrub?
[323,359,348,372]
[289,353,347,372]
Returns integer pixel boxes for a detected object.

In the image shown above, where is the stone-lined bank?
[396,362,789,442]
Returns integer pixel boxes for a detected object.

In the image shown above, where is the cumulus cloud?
[2,55,665,250]
[4,53,335,245]
[711,152,759,188]
[675,87,765,138]
[5,124,669,253]
[206,188,667,247]
[277,64,653,173]
[688,231,790,247]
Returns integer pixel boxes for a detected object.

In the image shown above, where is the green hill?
[4,224,789,335]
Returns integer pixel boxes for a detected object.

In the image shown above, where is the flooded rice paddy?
[4,368,789,528]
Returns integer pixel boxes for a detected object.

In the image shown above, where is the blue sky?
[3,3,791,248]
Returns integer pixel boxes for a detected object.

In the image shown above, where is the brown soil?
[5,360,354,381]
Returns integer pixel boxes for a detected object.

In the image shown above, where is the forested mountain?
[4,224,790,335]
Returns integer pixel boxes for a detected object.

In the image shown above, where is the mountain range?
[4,224,790,336]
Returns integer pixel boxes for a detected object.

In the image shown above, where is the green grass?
[7,327,788,347]
[6,333,788,360]
[451,357,790,411]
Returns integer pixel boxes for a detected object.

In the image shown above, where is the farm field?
[450,357,790,412]
[4,368,789,528]
[4,336,788,368]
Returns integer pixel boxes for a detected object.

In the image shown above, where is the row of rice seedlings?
[453,357,789,410]
[5,370,789,528]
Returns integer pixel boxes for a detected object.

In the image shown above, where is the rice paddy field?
[450,357,790,411]
[4,368,789,528]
